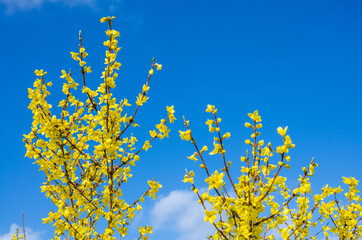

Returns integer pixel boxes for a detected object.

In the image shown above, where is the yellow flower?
[34,69,47,76]
[136,93,149,106]
[284,135,295,148]
[277,126,288,137]
[206,104,215,113]
[155,63,162,70]
[261,146,272,157]
[122,98,131,106]
[342,177,359,186]
[166,105,176,123]
[200,145,208,153]
[100,16,116,23]
[113,61,121,70]
[60,70,68,79]
[182,170,195,184]
[247,110,261,122]
[147,180,162,199]
[179,130,192,141]
[209,141,222,155]
[205,170,225,190]
[205,119,215,132]
[204,209,217,224]
[84,66,91,73]
[245,122,253,128]
[149,130,157,138]
[223,132,231,139]
[142,84,150,93]
[187,154,198,161]
[143,141,151,151]
[70,52,80,61]
[276,145,288,154]
[166,105,175,114]
[79,61,86,67]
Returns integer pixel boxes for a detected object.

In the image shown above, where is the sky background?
[0,0,362,239]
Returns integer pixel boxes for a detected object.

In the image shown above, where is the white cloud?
[151,190,214,240]
[0,224,44,240]
[0,0,96,14]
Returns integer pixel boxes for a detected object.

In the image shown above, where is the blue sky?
[0,0,361,239]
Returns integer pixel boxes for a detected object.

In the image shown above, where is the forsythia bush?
[180,106,362,240]
[24,16,175,240]
[23,15,361,240]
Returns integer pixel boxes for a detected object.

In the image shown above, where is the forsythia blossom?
[24,16,175,240]
[179,107,361,240]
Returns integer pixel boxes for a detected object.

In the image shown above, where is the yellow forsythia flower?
[205,170,225,190]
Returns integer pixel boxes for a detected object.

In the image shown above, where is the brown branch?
[22,211,26,240]
[213,112,238,196]
[116,61,155,141]
[78,31,98,113]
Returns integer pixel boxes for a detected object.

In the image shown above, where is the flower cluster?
[24,16,174,240]
[180,106,361,240]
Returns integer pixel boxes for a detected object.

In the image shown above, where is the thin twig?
[22,211,26,240]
